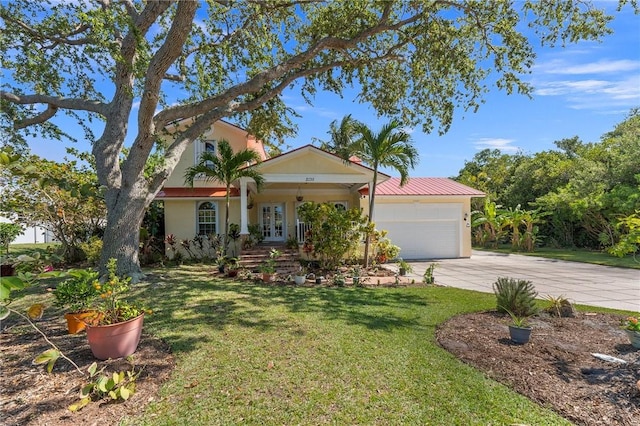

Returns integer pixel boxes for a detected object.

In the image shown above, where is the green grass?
[7,242,61,258]
[476,246,640,269]
[110,265,574,425]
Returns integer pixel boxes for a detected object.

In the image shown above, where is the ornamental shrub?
[493,277,538,317]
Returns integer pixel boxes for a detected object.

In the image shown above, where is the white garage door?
[375,203,462,260]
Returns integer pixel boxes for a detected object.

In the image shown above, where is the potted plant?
[293,265,307,285]
[52,268,100,334]
[622,316,640,349]
[1,255,17,277]
[226,258,240,277]
[85,259,146,360]
[350,265,362,285]
[505,309,532,344]
[397,258,412,276]
[260,249,280,282]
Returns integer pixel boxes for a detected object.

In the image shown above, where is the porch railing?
[296,220,366,244]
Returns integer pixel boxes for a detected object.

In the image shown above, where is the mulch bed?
[0,315,175,426]
[437,310,640,425]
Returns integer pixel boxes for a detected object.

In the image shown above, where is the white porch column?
[240,177,249,234]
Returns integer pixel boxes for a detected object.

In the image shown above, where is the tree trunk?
[99,194,148,282]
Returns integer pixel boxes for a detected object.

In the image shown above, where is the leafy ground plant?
[69,361,140,412]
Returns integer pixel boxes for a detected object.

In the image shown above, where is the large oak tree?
[0,0,628,277]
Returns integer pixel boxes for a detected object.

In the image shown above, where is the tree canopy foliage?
[0,149,105,262]
[0,0,631,275]
[458,109,640,252]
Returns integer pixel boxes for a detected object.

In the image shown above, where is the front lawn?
[118,266,570,425]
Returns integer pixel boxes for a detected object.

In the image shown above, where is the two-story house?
[157,120,484,260]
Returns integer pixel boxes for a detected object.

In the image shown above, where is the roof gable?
[256,145,389,181]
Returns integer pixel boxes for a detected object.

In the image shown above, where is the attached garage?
[361,178,485,259]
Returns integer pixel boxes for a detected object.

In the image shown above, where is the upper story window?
[194,139,217,165]
[197,201,217,236]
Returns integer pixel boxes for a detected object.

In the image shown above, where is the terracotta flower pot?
[86,313,144,360]
[64,311,97,334]
[262,273,272,282]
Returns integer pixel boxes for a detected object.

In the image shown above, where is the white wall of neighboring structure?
[0,216,56,244]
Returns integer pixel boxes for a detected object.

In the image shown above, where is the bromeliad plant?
[89,258,145,325]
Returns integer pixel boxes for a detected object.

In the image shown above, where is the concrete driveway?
[401,251,640,312]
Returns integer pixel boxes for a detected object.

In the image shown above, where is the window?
[333,201,348,211]
[197,202,217,235]
[194,139,217,164]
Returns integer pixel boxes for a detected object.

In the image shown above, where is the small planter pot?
[1,264,15,277]
[293,275,306,285]
[399,268,406,276]
[624,329,640,349]
[508,325,532,344]
[262,273,273,283]
[315,277,322,285]
[352,277,360,286]
[64,311,97,334]
[227,269,239,278]
[86,313,144,360]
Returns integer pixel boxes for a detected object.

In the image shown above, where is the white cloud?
[535,75,640,109]
[536,59,640,75]
[473,138,519,152]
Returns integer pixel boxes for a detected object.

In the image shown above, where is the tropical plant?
[503,308,531,329]
[492,277,538,318]
[317,114,360,161]
[348,120,418,265]
[397,258,413,274]
[52,268,100,313]
[423,263,438,284]
[88,259,145,326]
[544,295,574,318]
[608,211,640,261]
[259,249,281,275]
[297,202,368,270]
[370,229,400,264]
[185,139,264,250]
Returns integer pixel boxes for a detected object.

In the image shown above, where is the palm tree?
[351,119,419,265]
[318,114,359,161]
[184,139,265,249]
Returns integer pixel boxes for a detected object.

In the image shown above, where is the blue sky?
[25,3,639,179]
[280,6,639,178]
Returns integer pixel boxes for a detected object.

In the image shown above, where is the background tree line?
[456,109,639,255]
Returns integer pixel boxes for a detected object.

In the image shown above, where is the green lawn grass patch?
[120,266,571,425]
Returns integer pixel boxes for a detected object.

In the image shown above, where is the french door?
[260,203,285,241]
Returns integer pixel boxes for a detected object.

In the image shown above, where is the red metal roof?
[359,177,485,196]
[156,187,239,198]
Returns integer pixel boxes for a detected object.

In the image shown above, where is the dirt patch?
[0,315,175,426]
[437,311,640,425]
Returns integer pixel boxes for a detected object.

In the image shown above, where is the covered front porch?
[236,145,388,244]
